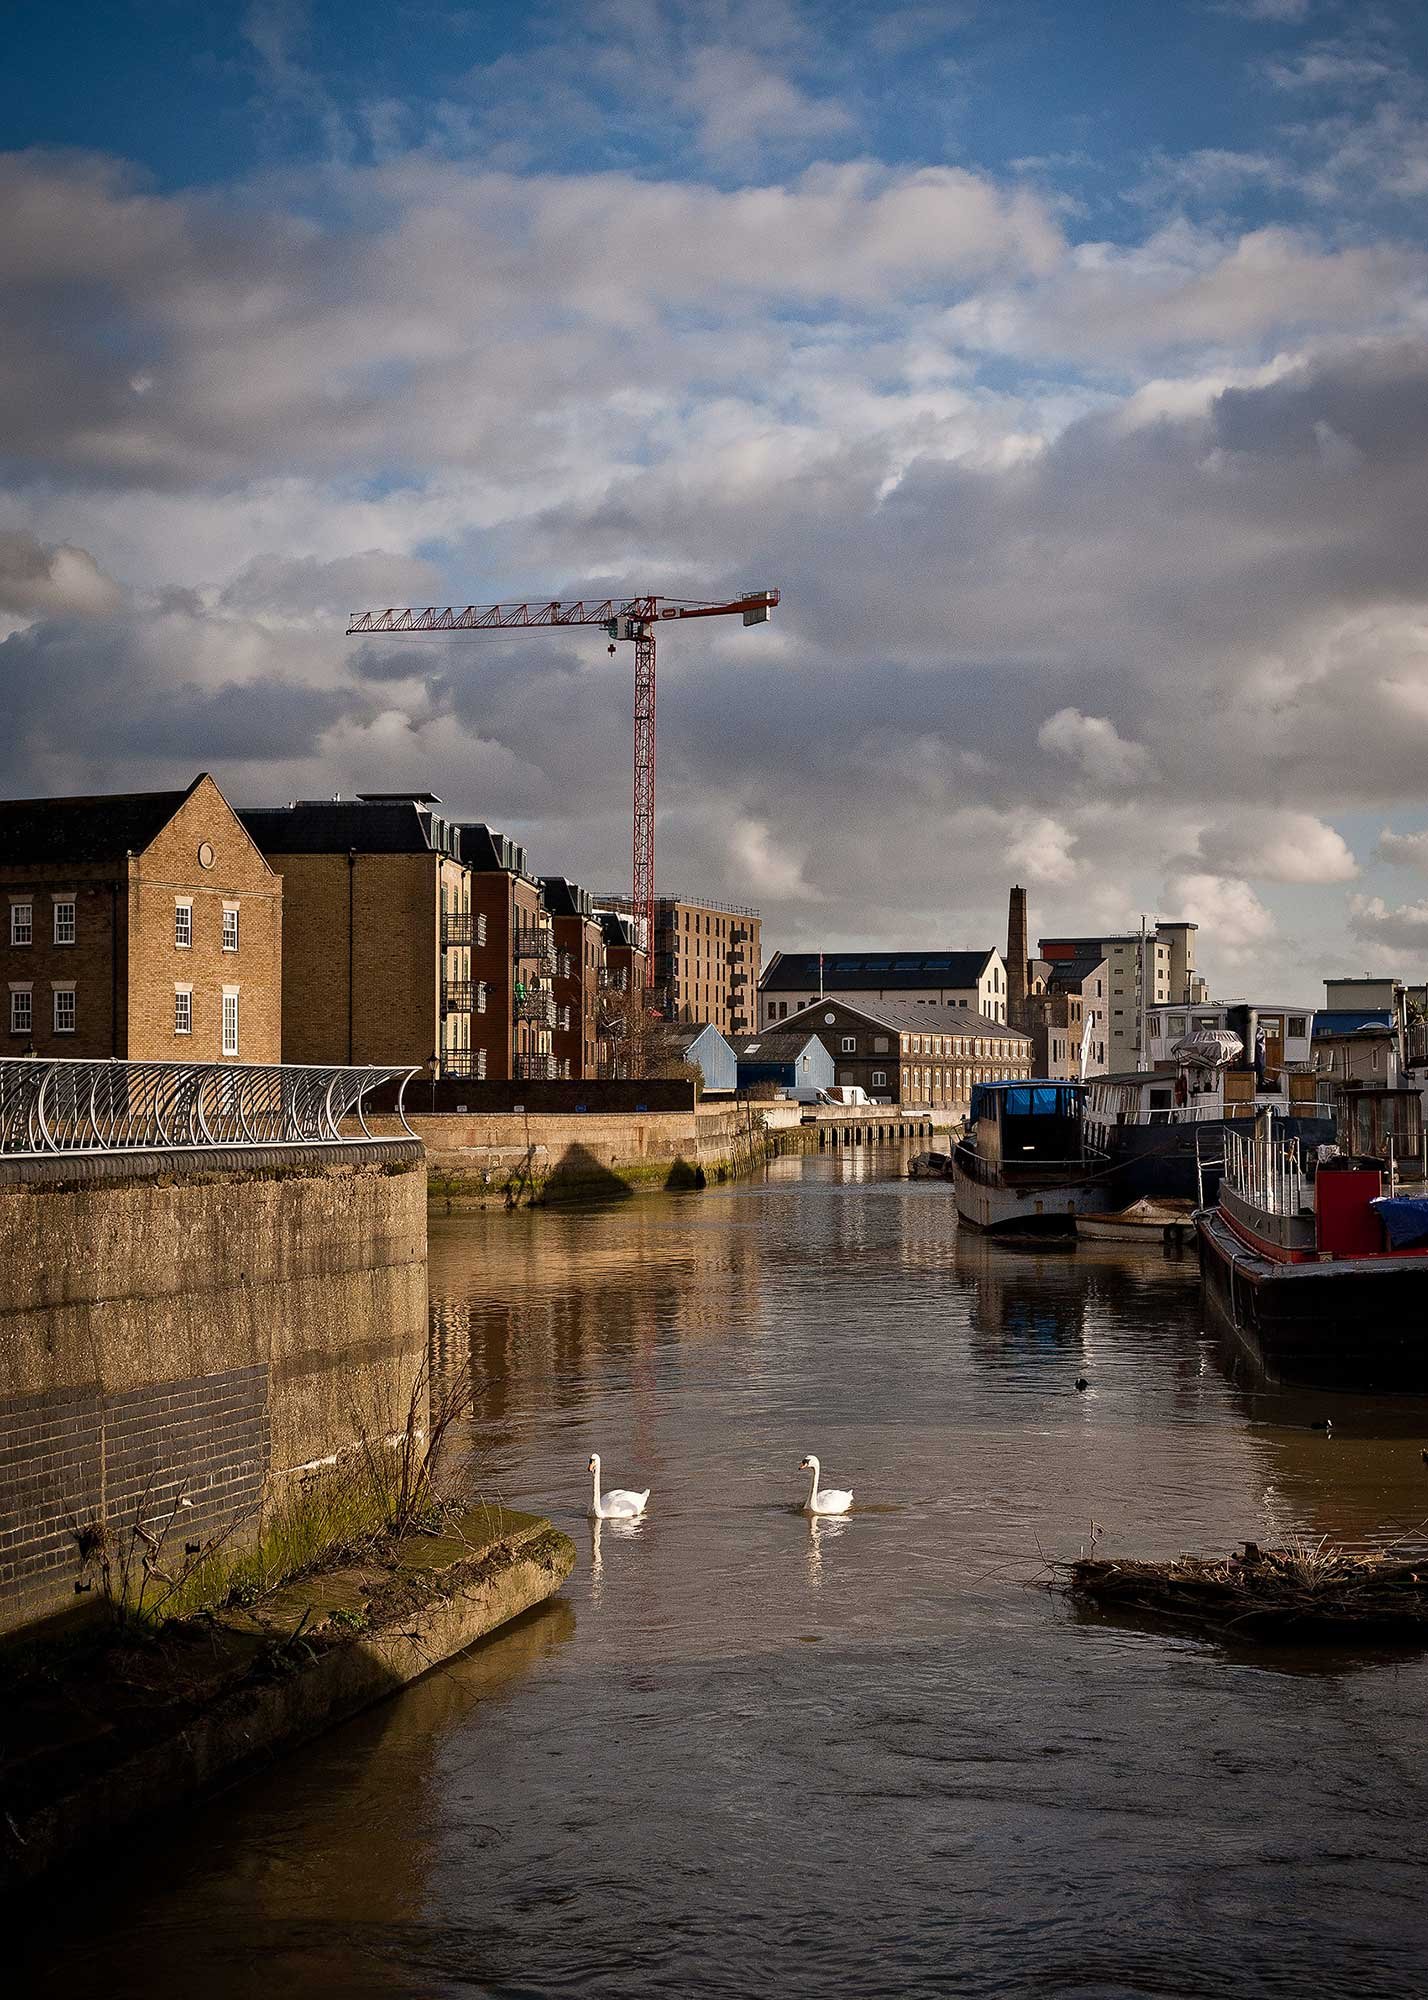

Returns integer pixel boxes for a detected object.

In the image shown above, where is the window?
[1168,1014,1186,1035]
[222,905,240,952]
[53,987,75,1034]
[10,987,32,1035]
[873,1035,889,1053]
[10,903,32,947]
[840,1036,856,1053]
[53,900,75,946]
[222,988,239,1057]
[1289,1016,1307,1038]
[175,900,192,949]
[871,1070,886,1087]
[174,988,192,1035]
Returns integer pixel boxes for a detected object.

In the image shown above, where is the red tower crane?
[346,590,779,986]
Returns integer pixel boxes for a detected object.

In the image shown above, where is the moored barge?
[952,1080,1109,1234]
[1196,1092,1428,1385]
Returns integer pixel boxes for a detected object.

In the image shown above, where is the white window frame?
[871,1069,887,1087]
[840,1036,856,1053]
[53,898,76,946]
[9,984,32,1035]
[222,986,240,1058]
[174,986,193,1036]
[52,984,76,1034]
[175,899,193,950]
[221,903,240,952]
[10,901,32,947]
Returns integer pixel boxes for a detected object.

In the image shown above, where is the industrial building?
[759,948,1008,1029]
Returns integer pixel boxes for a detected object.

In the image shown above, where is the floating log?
[1057,1540,1428,1643]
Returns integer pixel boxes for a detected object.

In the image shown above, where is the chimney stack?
[1007,884,1029,1030]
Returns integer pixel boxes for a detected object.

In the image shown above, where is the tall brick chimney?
[1006,883,1029,1030]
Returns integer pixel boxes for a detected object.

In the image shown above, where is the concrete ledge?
[0,1504,575,1892]
[0,1138,424,1191]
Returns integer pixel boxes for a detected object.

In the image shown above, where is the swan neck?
[590,1465,602,1514]
[806,1463,820,1507]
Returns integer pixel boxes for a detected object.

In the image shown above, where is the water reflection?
[25,1150,1428,1998]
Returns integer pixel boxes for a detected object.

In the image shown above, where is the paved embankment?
[0,1503,575,1893]
[365,1102,770,1207]
[762,1104,949,1153]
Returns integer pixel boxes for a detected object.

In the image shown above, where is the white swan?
[588,1452,650,1520]
[800,1454,852,1515]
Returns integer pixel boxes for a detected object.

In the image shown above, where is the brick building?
[541,876,605,1079]
[240,793,475,1075]
[777,997,1032,1111]
[462,825,556,1081]
[1,774,280,1062]
[602,894,761,1035]
[1040,922,1203,1071]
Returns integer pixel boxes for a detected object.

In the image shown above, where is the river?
[22,1149,1428,1997]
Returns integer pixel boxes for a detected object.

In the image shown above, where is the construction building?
[760,948,1008,1030]
[2,774,280,1063]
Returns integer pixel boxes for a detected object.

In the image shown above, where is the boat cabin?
[1336,1086,1424,1175]
[967,1080,1087,1174]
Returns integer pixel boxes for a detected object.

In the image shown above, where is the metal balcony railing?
[443,981,474,1013]
[442,912,485,948]
[513,926,555,969]
[515,1053,559,1081]
[0,1057,417,1155]
[598,966,629,992]
[515,988,557,1028]
[441,1051,486,1080]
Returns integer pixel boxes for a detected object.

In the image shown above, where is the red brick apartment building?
[541,876,605,1079]
[0,774,281,1062]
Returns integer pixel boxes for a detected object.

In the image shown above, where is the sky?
[3,0,1428,998]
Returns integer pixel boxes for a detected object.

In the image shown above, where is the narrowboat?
[1196,1090,1428,1385]
[952,1080,1109,1233]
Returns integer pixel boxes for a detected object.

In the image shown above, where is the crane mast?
[347,589,779,988]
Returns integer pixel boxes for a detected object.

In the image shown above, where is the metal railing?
[599,966,629,992]
[515,988,557,1028]
[442,912,484,948]
[442,1051,486,1079]
[513,926,555,969]
[0,1058,418,1156]
[515,1052,559,1081]
[1223,1124,1305,1216]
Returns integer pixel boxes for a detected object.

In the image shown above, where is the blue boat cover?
[1369,1196,1428,1249]
[970,1081,1081,1122]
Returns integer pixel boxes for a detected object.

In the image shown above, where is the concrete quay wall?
[364,1102,770,1207]
[0,1143,428,1635]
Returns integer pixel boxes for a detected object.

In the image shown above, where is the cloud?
[1037,708,1152,786]
[1375,827,1428,870]
[1163,872,1277,961]
[727,817,822,900]
[1346,893,1428,954]
[0,531,123,619]
[677,49,855,168]
[1193,810,1359,883]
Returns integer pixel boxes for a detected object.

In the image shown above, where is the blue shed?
[669,1022,738,1095]
[730,1030,835,1098]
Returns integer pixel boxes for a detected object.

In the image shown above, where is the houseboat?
[1083,1015,1334,1205]
[952,1080,1109,1233]
[1197,1091,1428,1384]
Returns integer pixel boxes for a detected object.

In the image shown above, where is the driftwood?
[1057,1539,1428,1643]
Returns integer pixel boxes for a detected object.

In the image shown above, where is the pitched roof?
[0,777,203,865]
[1047,955,1104,994]
[781,997,1030,1041]
[668,1022,732,1053]
[729,1031,825,1061]
[760,948,997,992]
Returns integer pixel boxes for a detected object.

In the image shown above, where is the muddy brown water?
[20,1150,1428,1998]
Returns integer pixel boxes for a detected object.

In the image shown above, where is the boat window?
[1288,1016,1307,1037]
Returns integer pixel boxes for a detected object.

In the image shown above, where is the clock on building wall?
[824,1011,836,1024]
[197,843,215,869]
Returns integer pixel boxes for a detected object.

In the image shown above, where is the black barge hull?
[1196,1209,1428,1386]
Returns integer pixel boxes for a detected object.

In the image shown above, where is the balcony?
[515,1053,559,1081]
[441,1051,486,1079]
[515,987,556,1028]
[513,926,555,970]
[442,912,485,948]
[599,966,629,992]
[443,981,474,1013]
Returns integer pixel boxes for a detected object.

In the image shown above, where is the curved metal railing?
[0,1059,418,1157]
